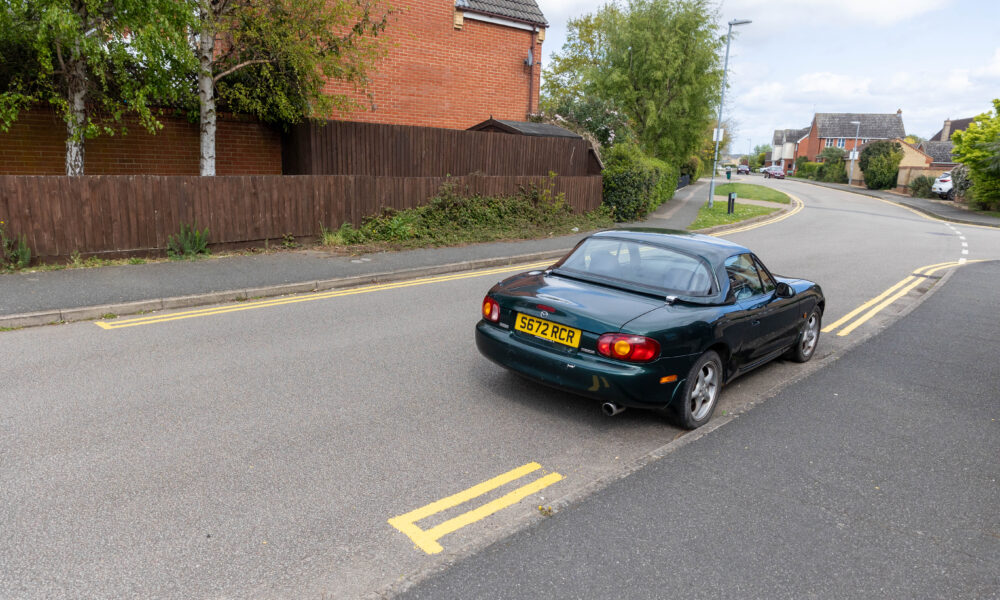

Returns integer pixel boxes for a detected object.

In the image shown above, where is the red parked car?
[763,166,785,179]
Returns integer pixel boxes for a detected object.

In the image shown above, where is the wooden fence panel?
[283,120,600,178]
[0,174,603,259]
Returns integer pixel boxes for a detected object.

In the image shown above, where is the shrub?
[817,158,848,183]
[860,140,903,190]
[0,219,31,270]
[602,143,678,222]
[322,180,613,247]
[951,164,972,199]
[166,223,210,258]
[682,155,703,181]
[795,161,821,179]
[968,171,1000,211]
[908,175,935,198]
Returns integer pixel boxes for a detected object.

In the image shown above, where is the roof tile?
[456,0,547,26]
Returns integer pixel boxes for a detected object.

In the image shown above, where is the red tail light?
[482,296,500,323]
[597,334,660,362]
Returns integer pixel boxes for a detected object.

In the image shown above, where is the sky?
[535,0,1000,154]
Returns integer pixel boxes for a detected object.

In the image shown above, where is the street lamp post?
[849,120,861,186]
[708,18,751,208]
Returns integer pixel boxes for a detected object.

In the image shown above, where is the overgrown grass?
[689,201,779,230]
[321,181,614,248]
[713,183,791,204]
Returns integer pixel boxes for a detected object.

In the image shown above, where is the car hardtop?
[590,228,750,268]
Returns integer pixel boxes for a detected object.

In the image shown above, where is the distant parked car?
[932,172,954,199]
[737,164,750,175]
[763,166,785,179]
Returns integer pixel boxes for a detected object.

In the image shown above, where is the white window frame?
[824,138,835,147]
[837,138,846,148]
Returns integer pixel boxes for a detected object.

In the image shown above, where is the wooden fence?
[282,120,603,177]
[0,174,603,259]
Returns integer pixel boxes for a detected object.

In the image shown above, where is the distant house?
[847,138,939,189]
[769,111,907,174]
[798,111,907,164]
[769,127,809,171]
[918,116,976,168]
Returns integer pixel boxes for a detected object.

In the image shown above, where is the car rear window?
[557,238,714,295]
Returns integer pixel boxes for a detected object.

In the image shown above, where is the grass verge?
[689,201,779,230]
[321,181,614,249]
[714,183,791,204]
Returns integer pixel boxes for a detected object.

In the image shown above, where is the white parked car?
[931,172,954,199]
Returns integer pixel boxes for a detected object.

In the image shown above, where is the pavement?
[397,258,1000,600]
[1,176,997,329]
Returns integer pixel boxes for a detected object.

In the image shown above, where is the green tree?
[191,0,389,175]
[593,0,723,165]
[859,140,903,190]
[540,10,611,114]
[0,0,193,175]
[952,99,1000,210]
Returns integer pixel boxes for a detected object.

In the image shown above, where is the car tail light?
[597,334,660,362]
[482,296,500,323]
[940,177,951,182]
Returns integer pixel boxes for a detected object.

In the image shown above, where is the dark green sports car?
[476,229,825,429]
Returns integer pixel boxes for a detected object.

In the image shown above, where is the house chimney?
[896,108,902,116]
[941,119,952,141]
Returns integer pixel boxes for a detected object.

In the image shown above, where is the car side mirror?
[775,282,795,299]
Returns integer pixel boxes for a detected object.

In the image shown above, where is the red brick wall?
[324,0,543,129]
[0,108,282,175]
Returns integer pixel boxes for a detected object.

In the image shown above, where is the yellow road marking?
[820,261,958,334]
[388,462,564,555]
[826,260,984,337]
[713,193,805,236]
[95,260,553,329]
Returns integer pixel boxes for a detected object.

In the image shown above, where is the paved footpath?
[0,182,711,325]
[398,259,1000,600]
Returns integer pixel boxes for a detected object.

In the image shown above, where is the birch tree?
[0,0,192,175]
[192,0,389,176]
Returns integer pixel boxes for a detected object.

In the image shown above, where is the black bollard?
[727,192,736,215]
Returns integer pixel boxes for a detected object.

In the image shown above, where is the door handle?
[751,319,761,326]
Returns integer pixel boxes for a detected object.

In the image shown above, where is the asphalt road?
[2,179,998,598]
[399,259,1000,600]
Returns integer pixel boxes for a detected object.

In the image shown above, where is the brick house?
[770,111,907,173]
[323,0,548,130]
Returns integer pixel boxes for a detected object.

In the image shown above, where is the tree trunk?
[65,59,87,176]
[198,18,216,177]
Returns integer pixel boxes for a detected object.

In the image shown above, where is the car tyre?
[667,350,723,429]
[946,188,956,201]
[786,308,821,363]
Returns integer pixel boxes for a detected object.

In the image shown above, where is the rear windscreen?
[558,238,714,295]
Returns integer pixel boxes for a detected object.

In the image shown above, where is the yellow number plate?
[514,313,581,348]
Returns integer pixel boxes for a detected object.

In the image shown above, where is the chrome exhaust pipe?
[601,402,626,417]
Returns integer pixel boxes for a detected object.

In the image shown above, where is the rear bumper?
[475,321,697,410]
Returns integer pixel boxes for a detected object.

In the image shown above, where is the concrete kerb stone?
[0,310,63,329]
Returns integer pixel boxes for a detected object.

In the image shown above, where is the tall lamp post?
[848,120,861,186]
[708,18,751,208]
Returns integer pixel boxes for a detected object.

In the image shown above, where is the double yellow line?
[823,260,978,337]
[95,261,553,329]
[714,193,805,236]
[388,462,563,554]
